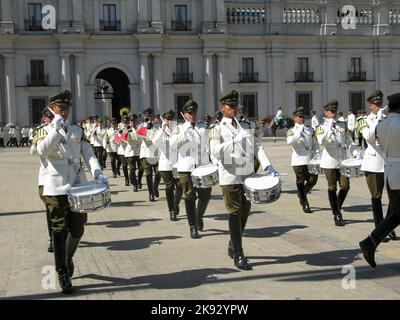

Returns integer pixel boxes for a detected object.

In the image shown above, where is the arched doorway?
[95,68,130,120]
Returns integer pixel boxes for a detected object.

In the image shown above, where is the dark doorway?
[95,68,130,120]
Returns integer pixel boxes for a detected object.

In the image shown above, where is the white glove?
[377,107,388,121]
[233,129,252,144]
[266,165,279,176]
[352,149,360,158]
[96,174,109,187]
[52,114,64,131]
[162,121,169,131]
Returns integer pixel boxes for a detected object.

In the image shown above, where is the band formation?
[27,88,400,294]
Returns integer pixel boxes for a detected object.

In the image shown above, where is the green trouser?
[179,172,212,227]
[221,184,251,256]
[38,185,52,238]
[93,146,104,167]
[159,171,183,212]
[126,156,140,187]
[108,152,118,176]
[365,172,384,199]
[293,165,318,203]
[141,159,161,196]
[42,194,87,272]
[118,154,129,181]
[323,168,350,213]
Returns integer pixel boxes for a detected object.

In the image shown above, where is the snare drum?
[340,158,364,178]
[308,156,323,175]
[191,164,219,189]
[244,174,281,204]
[68,180,111,213]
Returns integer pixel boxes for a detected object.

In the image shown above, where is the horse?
[260,116,295,143]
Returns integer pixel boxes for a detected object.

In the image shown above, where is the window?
[175,94,192,121]
[174,58,192,83]
[30,97,47,125]
[240,58,258,82]
[173,5,190,31]
[351,57,361,74]
[102,4,119,31]
[27,3,43,31]
[30,60,45,85]
[240,93,258,119]
[296,92,312,117]
[298,57,309,73]
[349,91,365,113]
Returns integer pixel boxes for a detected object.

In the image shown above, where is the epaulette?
[286,129,294,137]
[32,126,48,144]
[357,118,368,131]
[172,126,180,135]
[209,125,221,141]
[316,126,325,135]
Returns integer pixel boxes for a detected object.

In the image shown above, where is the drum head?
[309,159,321,165]
[245,175,280,190]
[341,158,363,167]
[70,180,108,196]
[192,164,218,176]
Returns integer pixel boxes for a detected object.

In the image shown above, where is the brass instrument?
[119,107,130,118]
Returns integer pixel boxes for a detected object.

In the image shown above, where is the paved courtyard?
[1,140,400,300]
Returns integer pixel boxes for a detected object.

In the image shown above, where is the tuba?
[119,107,130,118]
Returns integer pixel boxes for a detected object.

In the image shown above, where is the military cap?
[324,100,339,112]
[182,100,198,113]
[220,90,239,106]
[162,109,175,120]
[110,118,118,124]
[48,90,72,107]
[293,107,305,117]
[214,111,223,120]
[143,108,153,116]
[204,115,212,122]
[41,107,54,118]
[367,90,384,104]
[388,92,400,112]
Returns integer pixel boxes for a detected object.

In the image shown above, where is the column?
[59,0,70,22]
[216,52,228,101]
[320,3,338,36]
[270,50,286,111]
[72,0,83,21]
[152,53,164,115]
[202,0,213,22]
[373,4,390,35]
[139,53,150,109]
[138,0,149,22]
[74,53,87,121]
[60,53,71,91]
[1,0,12,21]
[269,2,283,34]
[215,0,225,23]
[203,51,215,116]
[375,50,392,93]
[151,0,163,31]
[322,49,339,103]
[3,54,16,124]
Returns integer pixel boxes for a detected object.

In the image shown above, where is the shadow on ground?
[86,218,162,228]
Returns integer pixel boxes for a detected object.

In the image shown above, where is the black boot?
[228,241,234,259]
[146,175,155,202]
[153,172,161,198]
[196,197,210,232]
[130,172,138,192]
[385,204,398,241]
[371,198,384,228]
[328,190,345,226]
[57,270,73,294]
[48,238,54,253]
[174,180,183,216]
[111,159,117,178]
[297,184,312,213]
[138,169,143,189]
[123,166,129,186]
[66,234,81,278]
[53,232,67,273]
[360,213,400,268]
[166,187,176,221]
[337,188,349,211]
[229,214,252,270]
[185,200,199,239]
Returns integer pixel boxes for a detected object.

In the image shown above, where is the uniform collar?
[221,117,234,125]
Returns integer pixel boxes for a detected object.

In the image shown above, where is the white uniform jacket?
[358,112,385,173]
[92,126,105,147]
[287,124,319,166]
[103,127,119,153]
[311,115,320,130]
[209,117,271,185]
[316,118,358,169]
[35,122,102,196]
[347,113,356,132]
[377,113,400,190]
[116,129,127,156]
[138,123,159,163]
[152,125,178,171]
[170,121,210,172]
[124,128,141,157]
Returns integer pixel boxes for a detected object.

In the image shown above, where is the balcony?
[171,20,191,31]
[173,73,193,84]
[239,72,259,83]
[27,75,49,87]
[295,72,314,82]
[100,20,121,31]
[24,18,44,31]
[348,72,367,81]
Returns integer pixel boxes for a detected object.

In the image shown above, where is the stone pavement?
[1,140,400,300]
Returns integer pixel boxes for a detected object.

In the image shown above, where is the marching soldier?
[92,118,106,169]
[32,90,107,294]
[124,115,141,192]
[31,108,55,253]
[287,107,319,213]
[170,100,212,239]
[311,110,320,131]
[360,92,400,268]
[210,90,278,270]
[103,118,119,178]
[138,108,161,202]
[316,100,359,226]
[358,90,397,240]
[116,116,130,185]
[152,110,183,221]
